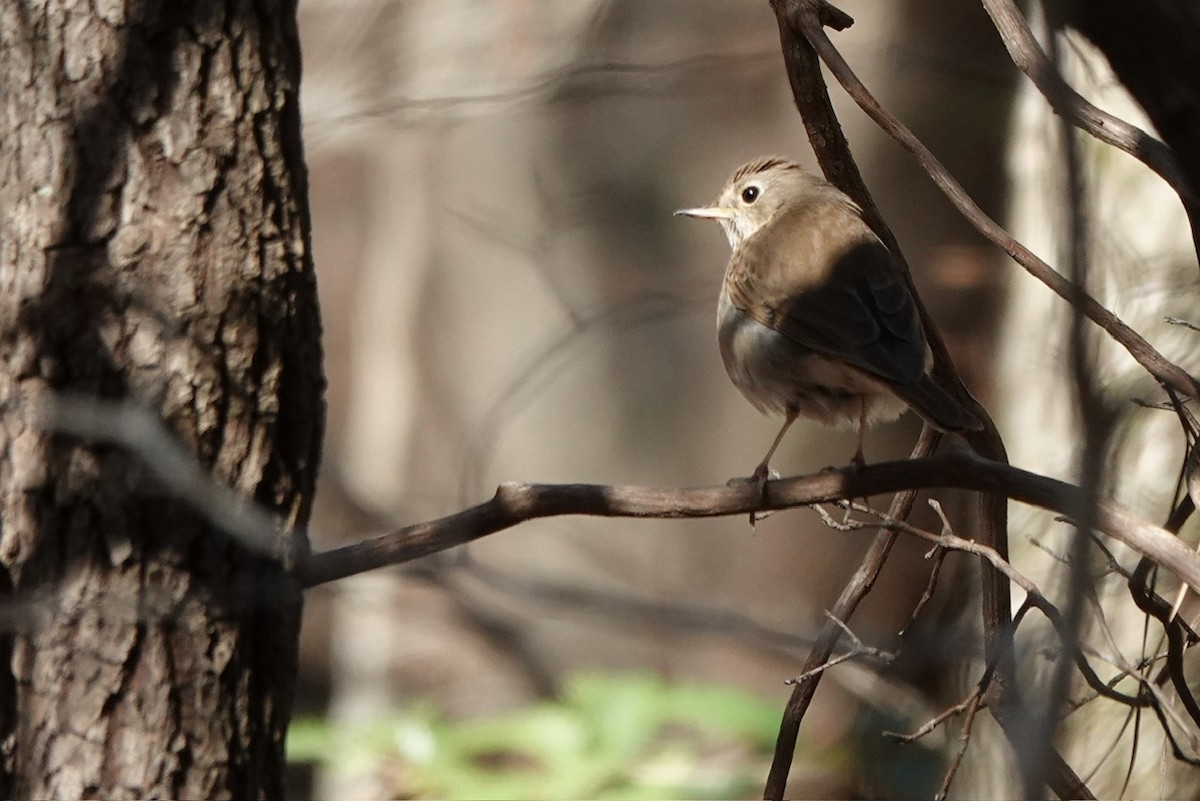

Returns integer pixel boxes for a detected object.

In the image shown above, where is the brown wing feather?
[725,200,927,386]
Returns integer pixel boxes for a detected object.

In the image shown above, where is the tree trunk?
[0,1,323,798]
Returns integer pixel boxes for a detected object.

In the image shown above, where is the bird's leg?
[845,399,868,527]
[754,409,798,482]
[742,409,798,526]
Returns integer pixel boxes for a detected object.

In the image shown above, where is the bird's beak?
[674,206,735,220]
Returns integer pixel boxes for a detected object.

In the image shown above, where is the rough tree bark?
[0,1,323,798]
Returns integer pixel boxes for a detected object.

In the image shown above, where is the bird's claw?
[751,465,780,524]
[725,467,780,526]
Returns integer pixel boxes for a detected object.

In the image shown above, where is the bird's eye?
[741,185,760,204]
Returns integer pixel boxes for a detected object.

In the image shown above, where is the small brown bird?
[677,156,980,477]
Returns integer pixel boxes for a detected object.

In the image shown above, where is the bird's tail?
[895,376,985,433]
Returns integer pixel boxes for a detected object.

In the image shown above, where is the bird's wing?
[725,201,927,386]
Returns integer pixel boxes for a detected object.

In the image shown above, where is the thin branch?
[811,502,859,531]
[899,545,948,637]
[1059,1,1200,207]
[936,686,985,801]
[1084,584,1133,674]
[760,3,1008,795]
[786,0,1200,402]
[885,685,982,745]
[1166,316,1200,334]
[1130,559,1200,729]
[1141,679,1200,765]
[783,612,895,685]
[763,486,921,799]
[978,0,1200,257]
[848,499,1150,710]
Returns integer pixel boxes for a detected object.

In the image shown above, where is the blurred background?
[287,0,1199,798]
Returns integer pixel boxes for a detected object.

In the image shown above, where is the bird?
[677,156,981,478]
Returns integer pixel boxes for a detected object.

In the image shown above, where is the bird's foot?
[725,465,778,525]
[750,463,779,524]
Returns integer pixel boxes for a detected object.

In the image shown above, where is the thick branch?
[300,446,1200,594]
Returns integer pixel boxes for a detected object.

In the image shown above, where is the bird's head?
[676,156,829,249]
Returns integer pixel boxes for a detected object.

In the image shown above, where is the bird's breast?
[716,287,907,428]
[717,289,785,411]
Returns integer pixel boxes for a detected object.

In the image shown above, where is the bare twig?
[1131,398,1179,412]
[936,686,985,801]
[1060,1,1200,214]
[1088,533,1137,581]
[1141,680,1200,764]
[846,500,1152,712]
[1030,535,1072,566]
[784,612,895,684]
[1166,316,1200,334]
[1130,559,1200,729]
[1084,585,1131,672]
[1169,442,1200,618]
[811,503,861,531]
[886,685,982,745]
[854,499,1047,600]
[900,545,949,637]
